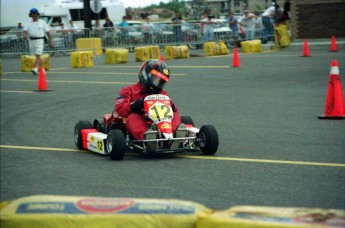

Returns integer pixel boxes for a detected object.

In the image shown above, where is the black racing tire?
[181,116,194,126]
[74,120,93,150]
[198,125,219,155]
[106,129,126,160]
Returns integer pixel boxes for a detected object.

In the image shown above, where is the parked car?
[213,19,233,42]
[0,28,27,54]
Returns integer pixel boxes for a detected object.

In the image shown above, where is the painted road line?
[177,155,345,167]
[0,90,35,93]
[1,145,344,168]
[0,72,187,76]
[94,65,231,68]
[0,79,133,84]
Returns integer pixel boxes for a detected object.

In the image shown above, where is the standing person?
[118,16,129,44]
[23,8,53,75]
[227,12,239,40]
[171,11,183,43]
[142,17,154,44]
[57,22,69,48]
[201,12,216,42]
[238,10,256,40]
[16,22,24,37]
[103,17,115,30]
[68,20,78,48]
[103,17,116,45]
[262,3,279,43]
[115,59,181,141]
[68,20,78,30]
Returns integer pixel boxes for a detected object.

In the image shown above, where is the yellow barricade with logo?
[241,40,262,53]
[76,38,103,55]
[204,41,229,56]
[105,48,129,64]
[0,195,211,228]
[21,54,50,72]
[135,46,160,62]
[70,51,94,68]
[275,24,291,47]
[164,45,189,59]
[196,205,345,228]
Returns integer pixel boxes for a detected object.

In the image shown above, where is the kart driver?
[115,59,181,140]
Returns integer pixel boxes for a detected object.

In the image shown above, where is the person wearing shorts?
[23,8,53,75]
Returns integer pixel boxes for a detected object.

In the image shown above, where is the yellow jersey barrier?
[135,46,160,62]
[105,48,129,64]
[21,54,50,72]
[164,45,189,59]
[76,38,103,55]
[204,41,230,56]
[241,39,262,53]
[70,51,94,68]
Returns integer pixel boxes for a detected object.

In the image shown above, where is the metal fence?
[0,21,275,57]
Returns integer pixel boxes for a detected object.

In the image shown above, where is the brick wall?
[290,0,345,39]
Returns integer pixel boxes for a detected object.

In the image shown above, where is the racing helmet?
[29,8,40,17]
[138,59,170,93]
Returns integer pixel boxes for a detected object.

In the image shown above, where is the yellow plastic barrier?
[135,46,160,62]
[275,24,291,47]
[241,39,262,53]
[204,41,229,56]
[204,42,219,56]
[76,38,103,55]
[196,205,345,228]
[218,41,230,55]
[105,48,129,64]
[70,51,94,68]
[164,45,189,59]
[21,54,50,72]
[0,195,211,228]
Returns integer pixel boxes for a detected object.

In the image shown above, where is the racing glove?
[130,98,144,113]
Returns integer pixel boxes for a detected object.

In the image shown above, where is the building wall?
[290,0,345,38]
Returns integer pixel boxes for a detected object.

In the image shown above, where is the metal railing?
[0,21,277,56]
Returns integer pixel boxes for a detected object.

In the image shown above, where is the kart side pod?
[81,129,108,154]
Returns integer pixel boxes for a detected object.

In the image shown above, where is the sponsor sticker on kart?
[15,198,197,214]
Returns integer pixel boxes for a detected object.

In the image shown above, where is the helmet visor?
[148,69,169,90]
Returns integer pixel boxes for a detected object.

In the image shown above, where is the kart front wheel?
[197,125,219,155]
[106,129,126,160]
[74,120,93,150]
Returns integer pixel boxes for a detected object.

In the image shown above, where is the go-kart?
[74,94,219,160]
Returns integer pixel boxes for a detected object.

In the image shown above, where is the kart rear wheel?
[106,129,126,160]
[181,116,194,126]
[74,120,92,150]
[198,125,219,155]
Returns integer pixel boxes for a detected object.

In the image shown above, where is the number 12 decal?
[150,103,172,120]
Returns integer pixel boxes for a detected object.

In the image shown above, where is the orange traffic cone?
[159,55,165,62]
[318,60,345,119]
[301,40,311,57]
[329,36,338,52]
[35,67,51,92]
[232,48,240,67]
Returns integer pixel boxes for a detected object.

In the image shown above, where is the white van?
[39,0,126,30]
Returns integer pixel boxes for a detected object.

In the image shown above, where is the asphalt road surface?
[1,46,344,210]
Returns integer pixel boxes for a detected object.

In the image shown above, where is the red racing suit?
[115,82,181,140]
